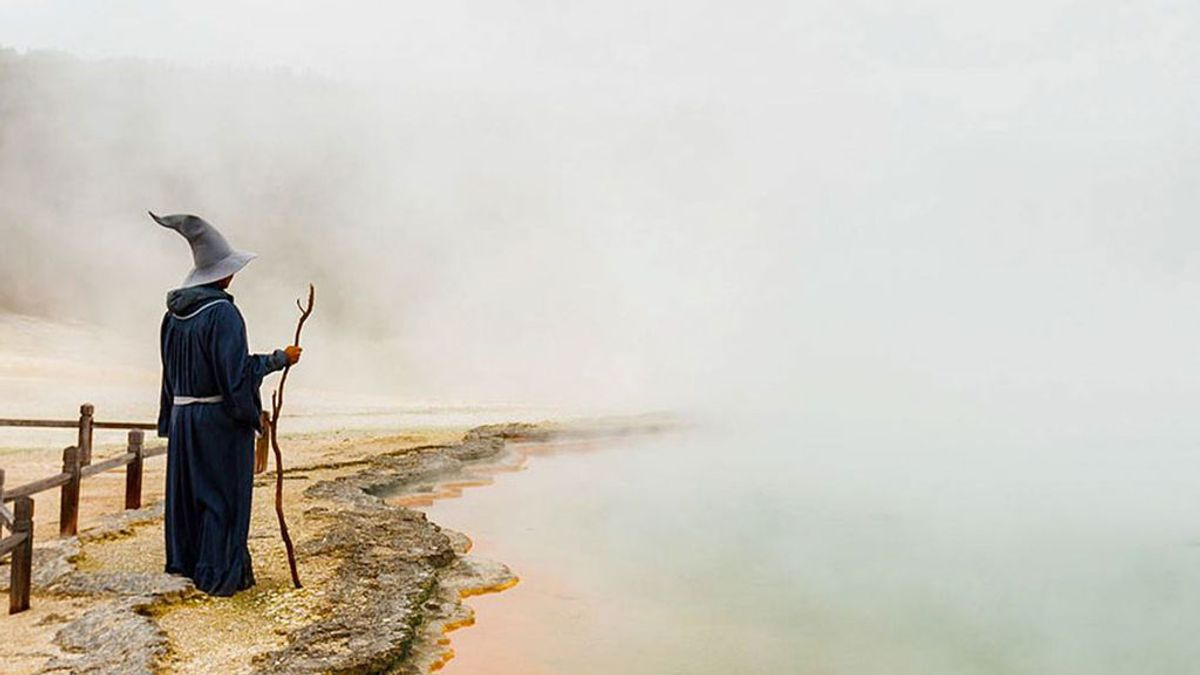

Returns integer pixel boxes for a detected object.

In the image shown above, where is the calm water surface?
[412,430,1200,674]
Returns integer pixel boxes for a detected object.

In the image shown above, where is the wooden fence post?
[60,445,81,536]
[0,468,6,527]
[9,496,33,614]
[125,430,145,510]
[77,403,94,466]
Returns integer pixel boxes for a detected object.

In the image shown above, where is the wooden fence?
[0,404,160,614]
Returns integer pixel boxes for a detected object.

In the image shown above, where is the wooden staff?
[270,283,314,589]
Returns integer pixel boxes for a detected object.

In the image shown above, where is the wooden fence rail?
[0,404,160,614]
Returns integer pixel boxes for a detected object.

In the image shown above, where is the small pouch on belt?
[255,411,271,474]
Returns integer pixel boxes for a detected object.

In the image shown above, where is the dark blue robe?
[157,285,287,596]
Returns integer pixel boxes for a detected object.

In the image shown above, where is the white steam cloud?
[0,1,1197,431]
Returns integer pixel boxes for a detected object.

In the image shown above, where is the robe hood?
[166,285,233,317]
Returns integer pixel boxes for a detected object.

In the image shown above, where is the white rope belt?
[173,395,224,406]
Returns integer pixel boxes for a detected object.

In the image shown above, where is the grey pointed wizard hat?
[151,212,257,288]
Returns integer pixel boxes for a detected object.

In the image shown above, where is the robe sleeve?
[209,303,274,432]
[255,350,290,377]
[157,313,173,438]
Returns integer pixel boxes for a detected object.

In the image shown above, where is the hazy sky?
[2,2,1199,430]
[3,2,1194,82]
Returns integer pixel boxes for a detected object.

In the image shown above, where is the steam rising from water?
[2,3,1199,423]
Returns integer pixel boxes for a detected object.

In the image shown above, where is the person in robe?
[153,212,301,596]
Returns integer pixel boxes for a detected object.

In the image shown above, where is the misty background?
[1,1,1198,434]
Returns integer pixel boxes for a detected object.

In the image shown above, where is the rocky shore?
[1,418,667,673]
[255,423,551,673]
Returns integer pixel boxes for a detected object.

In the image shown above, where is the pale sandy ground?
[0,313,603,672]
[0,426,470,674]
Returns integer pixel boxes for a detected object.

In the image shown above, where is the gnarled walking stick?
[270,283,314,589]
